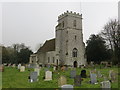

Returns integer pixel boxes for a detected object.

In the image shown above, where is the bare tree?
[100,19,120,64]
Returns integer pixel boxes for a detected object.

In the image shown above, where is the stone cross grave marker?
[70,70,76,78]
[44,71,52,81]
[61,85,73,90]
[101,81,111,89]
[34,68,40,76]
[20,66,25,72]
[30,71,38,82]
[90,73,97,84]
[74,75,82,86]
[58,76,67,87]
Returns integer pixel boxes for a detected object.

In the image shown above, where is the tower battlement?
[58,11,82,20]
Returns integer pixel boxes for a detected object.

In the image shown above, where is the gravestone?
[109,70,116,82]
[80,70,87,78]
[101,81,111,89]
[74,75,82,86]
[34,68,40,76]
[61,85,73,90]
[58,76,67,87]
[30,72,38,82]
[97,71,102,78]
[18,64,21,69]
[61,66,66,71]
[20,66,25,72]
[53,66,56,71]
[0,65,4,72]
[70,70,76,78]
[12,64,16,67]
[44,71,52,81]
[90,73,97,84]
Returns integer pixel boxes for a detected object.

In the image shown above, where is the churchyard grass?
[2,66,119,88]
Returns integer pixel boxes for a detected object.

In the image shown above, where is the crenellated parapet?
[58,10,82,20]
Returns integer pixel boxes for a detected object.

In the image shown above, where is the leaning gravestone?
[90,73,97,84]
[70,70,76,78]
[20,66,25,72]
[44,71,52,81]
[74,75,82,86]
[101,81,111,89]
[80,70,87,78]
[58,76,67,87]
[53,66,56,71]
[34,68,40,76]
[30,71,38,82]
[61,85,73,90]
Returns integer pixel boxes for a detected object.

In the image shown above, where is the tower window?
[53,57,55,63]
[48,57,50,63]
[72,48,78,57]
[75,35,77,40]
[62,21,64,28]
[73,20,76,27]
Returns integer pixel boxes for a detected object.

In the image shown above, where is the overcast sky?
[0,1,118,52]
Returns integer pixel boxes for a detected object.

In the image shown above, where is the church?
[29,11,86,67]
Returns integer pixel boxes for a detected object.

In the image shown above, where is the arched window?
[72,48,78,57]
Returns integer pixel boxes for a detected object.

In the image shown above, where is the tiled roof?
[37,38,55,53]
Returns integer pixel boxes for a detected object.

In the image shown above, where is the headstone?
[53,66,56,71]
[30,72,38,82]
[20,66,25,72]
[109,70,116,82]
[61,66,66,71]
[12,64,16,67]
[97,71,102,78]
[61,85,73,90]
[0,65,4,72]
[74,75,82,86]
[70,70,76,78]
[101,81,111,89]
[58,76,67,87]
[80,70,87,78]
[34,68,40,76]
[90,73,97,84]
[44,71,52,81]
[18,64,21,69]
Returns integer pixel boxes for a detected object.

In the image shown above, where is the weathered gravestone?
[80,70,87,78]
[58,76,67,87]
[20,66,25,72]
[12,64,16,67]
[101,81,111,89]
[18,64,21,69]
[74,75,82,86]
[30,71,38,82]
[0,65,4,72]
[34,68,40,76]
[70,70,76,78]
[97,71,102,78]
[44,71,52,81]
[61,85,73,90]
[109,70,117,82]
[90,73,97,84]
[53,66,56,71]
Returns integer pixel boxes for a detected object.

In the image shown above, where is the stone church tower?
[55,11,86,67]
[29,11,86,67]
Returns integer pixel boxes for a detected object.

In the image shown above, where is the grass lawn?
[2,66,119,89]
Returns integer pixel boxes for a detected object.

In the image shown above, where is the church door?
[73,61,77,68]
